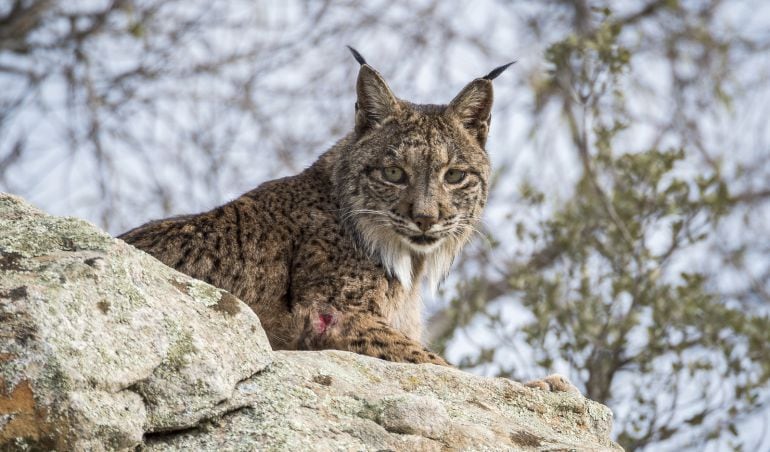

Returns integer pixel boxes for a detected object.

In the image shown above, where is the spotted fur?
[120,53,506,365]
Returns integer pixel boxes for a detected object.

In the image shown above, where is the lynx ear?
[349,47,400,133]
[448,61,515,147]
[447,79,494,147]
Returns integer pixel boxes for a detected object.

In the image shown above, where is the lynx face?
[350,111,489,256]
[335,61,496,290]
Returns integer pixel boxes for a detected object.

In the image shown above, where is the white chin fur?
[423,239,460,295]
[355,215,464,294]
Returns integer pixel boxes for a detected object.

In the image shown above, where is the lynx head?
[334,47,512,291]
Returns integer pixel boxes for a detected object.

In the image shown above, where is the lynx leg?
[299,309,448,366]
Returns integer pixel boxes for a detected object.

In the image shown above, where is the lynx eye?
[444,169,466,184]
[382,166,407,184]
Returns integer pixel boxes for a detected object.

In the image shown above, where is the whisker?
[454,219,493,248]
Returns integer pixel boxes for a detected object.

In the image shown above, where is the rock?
[0,193,623,451]
[375,394,450,438]
[0,194,272,450]
[145,351,621,451]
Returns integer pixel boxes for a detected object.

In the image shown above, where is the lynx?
[120,48,575,392]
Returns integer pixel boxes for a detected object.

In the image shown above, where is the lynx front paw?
[525,374,580,394]
[407,349,449,366]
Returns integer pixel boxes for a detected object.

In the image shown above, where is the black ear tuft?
[347,46,368,66]
[482,61,517,81]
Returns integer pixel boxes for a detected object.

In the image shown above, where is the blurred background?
[1,0,769,450]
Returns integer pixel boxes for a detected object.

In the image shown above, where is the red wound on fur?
[320,313,334,326]
[316,313,336,334]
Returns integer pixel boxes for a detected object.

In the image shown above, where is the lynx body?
[120,50,507,365]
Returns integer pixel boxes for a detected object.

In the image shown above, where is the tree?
[429,3,770,450]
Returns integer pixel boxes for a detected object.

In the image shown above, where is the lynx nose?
[413,214,438,232]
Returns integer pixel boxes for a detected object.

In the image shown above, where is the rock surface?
[0,194,271,450]
[146,351,620,451]
[0,193,622,451]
